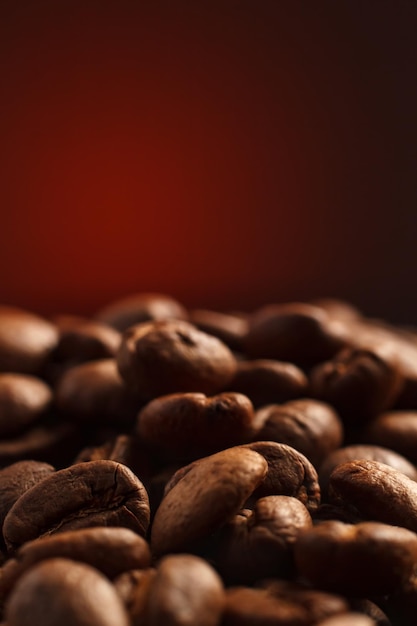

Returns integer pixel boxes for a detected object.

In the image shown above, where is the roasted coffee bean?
[258,580,349,624]
[5,558,129,626]
[227,360,308,408]
[114,568,157,625]
[294,520,417,595]
[54,320,121,365]
[0,374,52,437]
[311,298,362,323]
[316,615,377,626]
[96,292,187,331]
[254,399,343,468]
[245,303,348,366]
[328,460,417,532]
[137,392,255,459]
[244,442,321,512]
[151,447,268,555]
[56,359,140,427]
[189,309,248,352]
[0,307,58,375]
[222,587,309,626]
[365,411,417,464]
[319,445,417,496]
[117,320,237,399]
[3,460,150,552]
[145,554,224,626]
[0,527,151,604]
[310,348,403,421]
[0,461,55,545]
[211,496,312,584]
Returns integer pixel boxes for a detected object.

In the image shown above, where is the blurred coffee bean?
[319,445,417,496]
[245,303,348,366]
[189,309,248,352]
[117,320,237,399]
[365,411,417,464]
[254,399,343,468]
[151,447,267,556]
[211,496,312,584]
[316,615,377,626]
[0,374,52,437]
[329,460,417,532]
[222,587,309,625]
[56,359,140,428]
[0,307,58,375]
[54,321,121,365]
[310,347,403,421]
[3,460,150,552]
[311,298,363,322]
[137,392,255,460]
[227,360,308,408]
[294,520,417,595]
[96,292,187,331]
[5,558,130,626]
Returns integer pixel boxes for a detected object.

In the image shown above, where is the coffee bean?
[211,496,312,584]
[137,392,255,459]
[319,445,417,496]
[0,374,52,437]
[254,399,343,468]
[5,558,130,626]
[294,520,417,595]
[189,309,248,352]
[227,360,308,408]
[54,320,121,365]
[245,303,348,366]
[151,447,268,555]
[222,587,309,625]
[96,293,187,332]
[316,615,377,626]
[114,568,157,625]
[117,320,237,399]
[3,460,150,552]
[0,307,58,375]
[328,460,417,532]
[365,411,417,463]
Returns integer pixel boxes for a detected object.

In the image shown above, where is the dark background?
[1,1,416,322]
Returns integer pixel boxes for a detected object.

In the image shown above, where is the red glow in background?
[1,1,416,321]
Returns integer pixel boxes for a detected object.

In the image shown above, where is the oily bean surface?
[294,520,417,595]
[5,558,129,626]
[137,392,255,459]
[3,460,150,552]
[0,375,52,437]
[254,399,343,468]
[151,447,268,555]
[329,460,417,532]
[117,320,237,399]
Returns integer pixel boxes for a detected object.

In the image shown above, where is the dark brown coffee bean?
[0,461,55,544]
[316,615,376,626]
[0,375,52,437]
[227,360,308,408]
[211,496,312,584]
[245,303,348,366]
[117,320,237,399]
[254,399,343,468]
[244,442,321,512]
[56,359,140,427]
[145,554,224,626]
[0,527,151,604]
[3,460,150,552]
[365,411,417,464]
[54,321,121,365]
[189,309,248,352]
[0,307,58,375]
[258,580,349,624]
[114,569,157,625]
[222,587,309,626]
[310,348,403,421]
[151,447,268,556]
[328,460,417,532]
[137,392,255,459]
[319,445,417,496]
[5,558,129,626]
[96,293,187,332]
[294,520,417,595]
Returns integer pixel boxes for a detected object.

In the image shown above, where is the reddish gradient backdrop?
[1,1,416,321]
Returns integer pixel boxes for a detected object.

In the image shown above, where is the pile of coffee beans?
[2,293,417,625]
